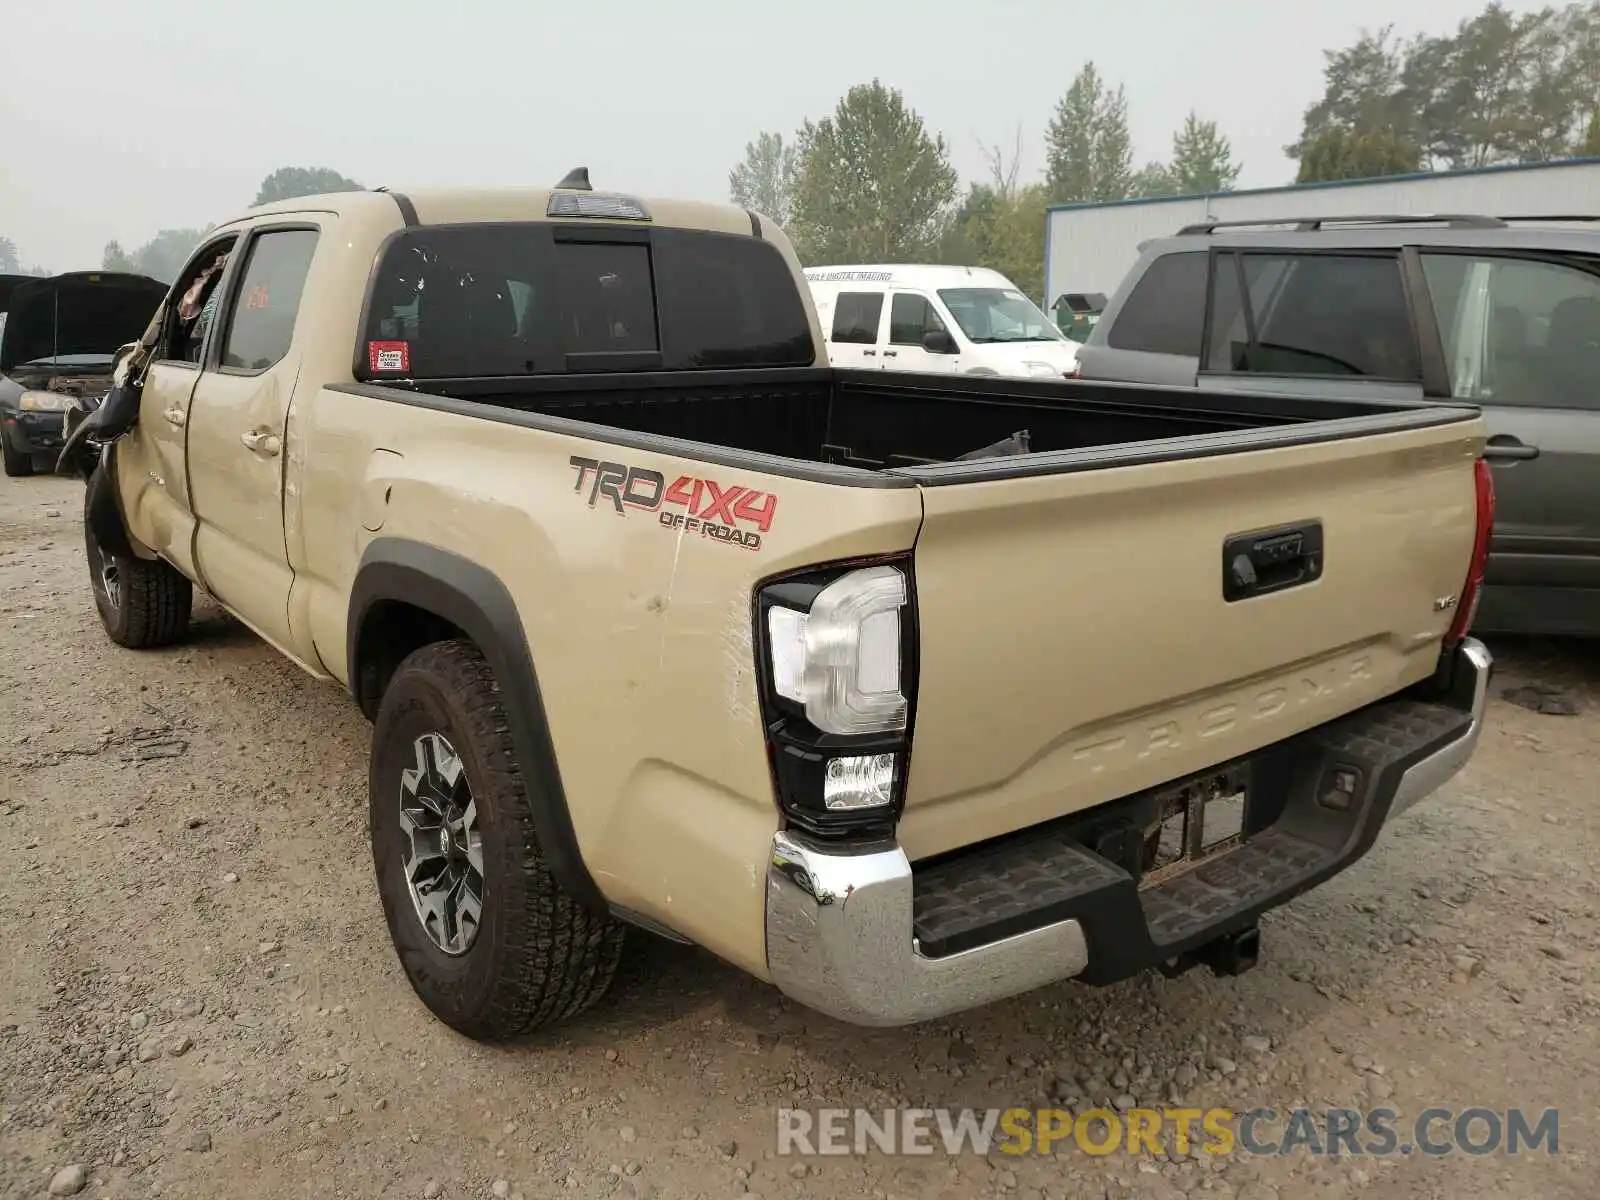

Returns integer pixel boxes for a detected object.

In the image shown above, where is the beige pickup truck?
[59,174,1495,1039]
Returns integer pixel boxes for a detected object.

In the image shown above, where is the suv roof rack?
[1495,214,1600,224]
[1175,214,1508,235]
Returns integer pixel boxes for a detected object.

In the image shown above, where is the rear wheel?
[2,432,34,477]
[84,500,192,649]
[370,639,625,1039]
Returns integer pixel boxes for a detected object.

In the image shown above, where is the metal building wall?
[1042,158,1600,308]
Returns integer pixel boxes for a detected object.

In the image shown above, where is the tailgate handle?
[1222,521,1324,602]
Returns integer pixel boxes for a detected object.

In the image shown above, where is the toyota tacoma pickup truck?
[60,173,1495,1039]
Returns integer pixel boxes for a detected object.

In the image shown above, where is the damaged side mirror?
[55,340,148,479]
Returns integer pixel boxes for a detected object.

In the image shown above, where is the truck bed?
[335,363,1484,862]
[366,367,1471,478]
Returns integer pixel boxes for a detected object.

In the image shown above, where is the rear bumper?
[763,637,1492,1027]
[1389,638,1491,817]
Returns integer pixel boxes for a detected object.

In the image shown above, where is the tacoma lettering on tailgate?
[568,456,777,551]
[1070,653,1376,774]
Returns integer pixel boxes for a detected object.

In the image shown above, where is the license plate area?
[1138,764,1250,889]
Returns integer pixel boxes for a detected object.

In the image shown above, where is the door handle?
[883,350,899,357]
[1483,435,1539,462]
[163,406,186,427]
[862,349,877,356]
[1222,520,1325,602]
[240,429,282,456]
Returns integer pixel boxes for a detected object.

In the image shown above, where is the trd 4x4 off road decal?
[569,456,777,551]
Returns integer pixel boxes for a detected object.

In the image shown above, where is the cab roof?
[225,184,766,242]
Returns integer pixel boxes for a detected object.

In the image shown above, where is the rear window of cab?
[356,223,815,379]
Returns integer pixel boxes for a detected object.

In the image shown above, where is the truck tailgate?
[899,415,1484,861]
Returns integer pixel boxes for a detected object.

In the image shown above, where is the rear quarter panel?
[292,388,923,978]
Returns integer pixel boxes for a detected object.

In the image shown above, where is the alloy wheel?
[398,731,484,956]
[93,540,121,610]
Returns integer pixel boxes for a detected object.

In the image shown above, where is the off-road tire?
[2,432,35,477]
[370,638,626,1040]
[83,496,192,649]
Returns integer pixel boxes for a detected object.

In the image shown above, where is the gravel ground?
[1,473,1596,1200]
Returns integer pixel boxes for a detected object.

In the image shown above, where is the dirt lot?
[1,474,1596,1200]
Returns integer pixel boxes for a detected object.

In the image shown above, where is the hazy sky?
[3,0,1526,272]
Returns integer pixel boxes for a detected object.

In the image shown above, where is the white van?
[803,264,1080,379]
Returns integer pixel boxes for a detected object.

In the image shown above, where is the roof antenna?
[556,167,592,191]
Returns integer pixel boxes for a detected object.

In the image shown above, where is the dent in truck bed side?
[347,537,607,913]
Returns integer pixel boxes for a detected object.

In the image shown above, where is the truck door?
[184,222,323,665]
[115,235,241,583]
[1419,250,1600,635]
[883,290,958,374]
[825,289,888,370]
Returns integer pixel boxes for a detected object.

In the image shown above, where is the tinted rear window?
[1105,251,1208,357]
[554,240,657,356]
[359,224,815,379]
[1203,252,1420,381]
[828,291,884,344]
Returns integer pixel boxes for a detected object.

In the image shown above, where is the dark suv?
[1075,215,1600,638]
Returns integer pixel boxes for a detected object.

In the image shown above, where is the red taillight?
[1446,457,1495,644]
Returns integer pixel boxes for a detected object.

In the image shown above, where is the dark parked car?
[2,270,166,476]
[1074,214,1600,638]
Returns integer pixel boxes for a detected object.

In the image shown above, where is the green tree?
[1582,108,1600,153]
[1396,27,1460,166]
[1044,63,1134,203]
[1127,162,1177,198]
[0,236,18,274]
[1169,111,1242,194]
[937,183,1005,267]
[1093,86,1134,199]
[938,130,1027,283]
[1293,3,1600,175]
[1568,1,1600,145]
[1511,6,1587,160]
[1296,126,1422,182]
[253,166,363,206]
[1288,27,1413,163]
[102,241,135,271]
[982,183,1049,302]
[788,81,959,263]
[110,228,209,283]
[938,181,1049,301]
[728,131,802,228]
[1436,3,1573,166]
